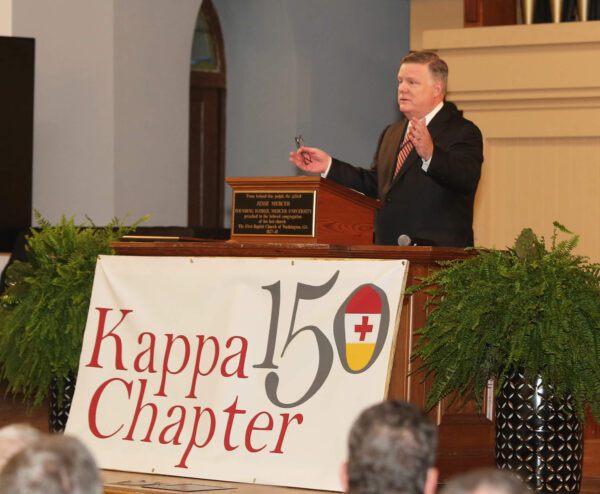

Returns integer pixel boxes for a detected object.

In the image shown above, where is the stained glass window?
[191,7,219,71]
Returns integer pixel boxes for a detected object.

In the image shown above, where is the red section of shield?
[345,285,381,314]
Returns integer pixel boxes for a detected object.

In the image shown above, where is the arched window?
[191,3,221,72]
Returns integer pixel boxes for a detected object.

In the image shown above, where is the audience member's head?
[0,424,42,472]
[343,399,438,494]
[0,434,103,494]
[440,468,531,494]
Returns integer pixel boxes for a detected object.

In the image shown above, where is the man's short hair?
[0,434,103,494]
[401,50,448,95]
[440,468,531,494]
[347,400,438,494]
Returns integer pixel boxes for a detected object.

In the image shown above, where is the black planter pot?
[495,370,583,493]
[48,375,76,433]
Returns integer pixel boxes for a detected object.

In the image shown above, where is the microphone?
[397,234,437,246]
[397,234,413,246]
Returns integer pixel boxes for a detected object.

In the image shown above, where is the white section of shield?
[66,256,408,492]
[344,314,381,345]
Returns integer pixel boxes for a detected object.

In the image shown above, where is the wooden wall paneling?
[584,410,600,477]
[420,22,600,262]
[410,0,463,51]
[474,137,600,259]
[435,383,496,476]
[464,0,480,25]
[0,381,49,432]
[463,0,517,27]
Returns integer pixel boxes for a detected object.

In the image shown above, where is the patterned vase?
[48,375,76,433]
[495,370,583,493]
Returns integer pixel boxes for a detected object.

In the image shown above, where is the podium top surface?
[226,176,381,210]
[110,240,472,265]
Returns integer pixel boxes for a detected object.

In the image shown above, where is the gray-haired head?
[0,424,42,472]
[347,400,438,494]
[440,468,531,494]
[0,434,103,494]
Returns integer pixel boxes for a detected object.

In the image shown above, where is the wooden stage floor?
[102,470,338,494]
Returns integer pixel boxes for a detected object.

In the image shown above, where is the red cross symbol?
[354,315,373,342]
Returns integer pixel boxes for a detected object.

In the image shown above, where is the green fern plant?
[407,221,600,421]
[0,211,149,407]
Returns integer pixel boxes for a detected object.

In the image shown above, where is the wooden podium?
[111,241,483,479]
[110,177,598,482]
[226,176,380,245]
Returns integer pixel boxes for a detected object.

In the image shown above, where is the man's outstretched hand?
[289,146,331,174]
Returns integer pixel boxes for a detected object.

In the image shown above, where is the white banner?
[66,255,408,491]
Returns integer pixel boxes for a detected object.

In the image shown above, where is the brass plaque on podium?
[232,191,316,237]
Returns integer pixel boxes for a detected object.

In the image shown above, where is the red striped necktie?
[393,133,413,179]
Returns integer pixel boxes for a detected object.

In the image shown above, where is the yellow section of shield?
[346,343,376,371]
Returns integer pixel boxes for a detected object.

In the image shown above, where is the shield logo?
[344,285,382,371]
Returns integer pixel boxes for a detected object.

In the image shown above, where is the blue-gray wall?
[214,0,410,225]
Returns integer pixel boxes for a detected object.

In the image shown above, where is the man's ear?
[424,467,439,494]
[339,462,349,492]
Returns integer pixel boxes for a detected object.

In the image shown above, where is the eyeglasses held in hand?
[294,135,312,165]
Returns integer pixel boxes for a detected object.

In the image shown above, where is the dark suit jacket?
[327,101,483,247]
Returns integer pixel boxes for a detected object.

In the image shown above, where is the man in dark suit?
[289,51,483,247]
